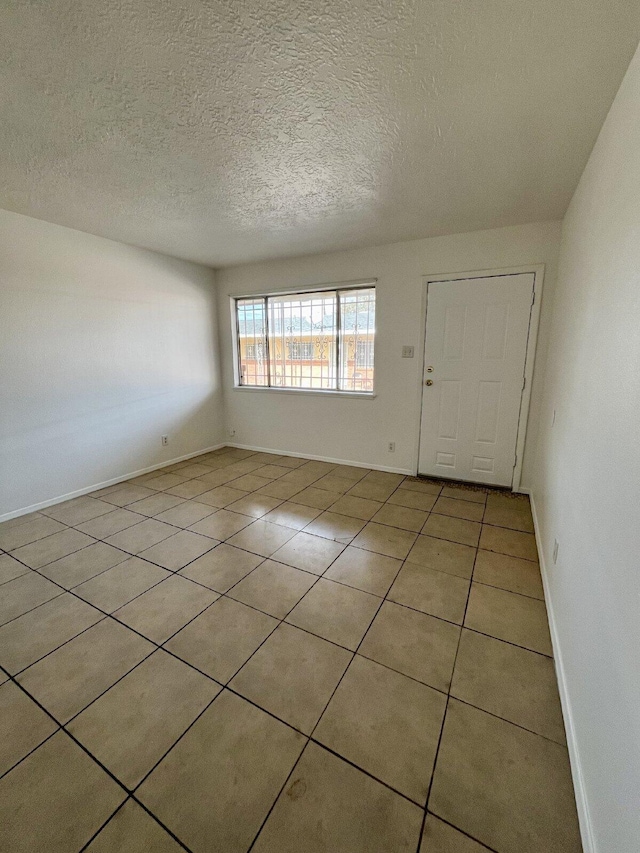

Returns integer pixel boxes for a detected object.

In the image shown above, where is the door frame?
[415,264,545,492]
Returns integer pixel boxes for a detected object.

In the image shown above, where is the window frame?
[232,282,376,397]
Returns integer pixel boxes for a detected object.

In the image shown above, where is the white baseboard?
[225,442,413,476]
[0,443,227,523]
[528,490,596,853]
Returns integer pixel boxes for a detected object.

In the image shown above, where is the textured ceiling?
[2,1,639,266]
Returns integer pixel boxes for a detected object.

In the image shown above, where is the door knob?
[424,379,433,386]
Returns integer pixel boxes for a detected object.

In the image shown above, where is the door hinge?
[522,376,526,391]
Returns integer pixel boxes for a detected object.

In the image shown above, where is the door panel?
[418,273,534,487]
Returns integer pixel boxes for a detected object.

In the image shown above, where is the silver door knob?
[425,379,433,386]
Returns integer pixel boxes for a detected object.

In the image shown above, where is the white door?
[418,273,534,487]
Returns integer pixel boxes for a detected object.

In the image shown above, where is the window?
[245,343,265,360]
[287,341,314,360]
[235,285,375,393]
[355,340,375,368]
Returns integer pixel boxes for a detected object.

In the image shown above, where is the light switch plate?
[401,346,414,358]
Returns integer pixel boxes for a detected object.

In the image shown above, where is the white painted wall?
[530,45,640,853]
[0,210,223,518]
[217,221,561,482]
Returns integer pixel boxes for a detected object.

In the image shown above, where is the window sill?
[233,386,376,400]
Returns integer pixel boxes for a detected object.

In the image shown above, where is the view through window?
[235,286,375,392]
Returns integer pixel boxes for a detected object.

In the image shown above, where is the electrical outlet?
[553,539,559,564]
[401,346,414,358]
[228,428,236,437]
[388,441,395,452]
[161,435,168,446]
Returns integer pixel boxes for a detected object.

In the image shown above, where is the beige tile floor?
[0,447,583,853]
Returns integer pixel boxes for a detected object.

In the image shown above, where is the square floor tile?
[388,563,470,624]
[0,572,62,626]
[0,516,66,552]
[329,494,383,521]
[310,474,356,494]
[114,575,218,643]
[257,479,305,500]
[289,487,338,510]
[69,650,220,788]
[230,622,352,733]
[127,493,187,518]
[304,511,366,544]
[429,699,581,853]
[228,474,273,492]
[17,619,154,722]
[138,690,305,853]
[331,464,370,482]
[189,509,253,540]
[371,503,429,532]
[324,546,402,596]
[226,493,283,518]
[105,519,176,555]
[286,578,380,650]
[277,470,320,488]
[198,485,250,508]
[143,474,189,491]
[351,522,416,559]
[252,741,423,853]
[422,514,481,547]
[440,484,487,504]
[464,583,552,655]
[39,542,128,588]
[229,560,317,619]
[316,655,446,802]
[10,528,94,569]
[138,530,216,570]
[165,478,215,499]
[401,478,442,496]
[406,534,476,579]
[451,629,565,743]
[0,593,103,674]
[198,469,240,488]
[347,475,400,499]
[479,525,538,561]
[85,800,183,852]
[0,553,30,585]
[387,488,438,512]
[473,549,543,599]
[359,601,460,692]
[421,814,492,852]
[74,557,170,613]
[271,530,345,575]
[432,496,485,522]
[154,500,215,528]
[179,544,263,593]
[483,493,534,532]
[262,501,323,530]
[0,681,58,775]
[227,520,297,557]
[0,731,125,853]
[76,508,147,539]
[176,462,215,478]
[42,496,115,526]
[254,464,291,480]
[103,484,157,506]
[166,596,278,683]
[347,480,399,502]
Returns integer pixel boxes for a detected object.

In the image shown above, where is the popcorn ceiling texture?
[1,0,639,266]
